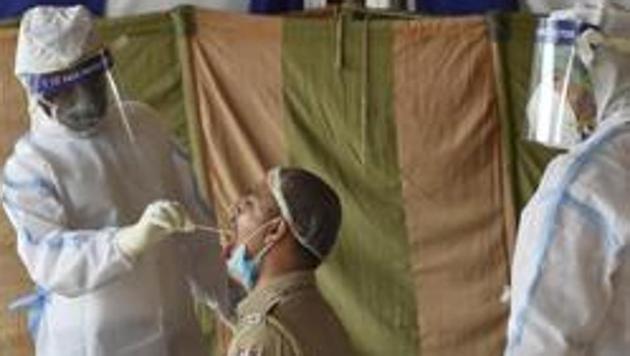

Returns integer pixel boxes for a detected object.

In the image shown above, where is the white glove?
[116,200,195,259]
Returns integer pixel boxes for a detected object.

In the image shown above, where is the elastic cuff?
[109,227,137,268]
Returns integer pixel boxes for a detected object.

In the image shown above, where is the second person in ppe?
[506,4,630,356]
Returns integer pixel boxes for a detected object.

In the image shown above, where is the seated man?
[225,167,354,356]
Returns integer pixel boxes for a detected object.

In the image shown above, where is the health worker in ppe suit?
[1,5,235,356]
[224,167,353,356]
[506,3,630,355]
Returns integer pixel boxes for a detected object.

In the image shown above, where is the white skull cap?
[268,167,324,260]
[15,5,103,77]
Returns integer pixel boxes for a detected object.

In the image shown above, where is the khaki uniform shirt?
[228,271,353,356]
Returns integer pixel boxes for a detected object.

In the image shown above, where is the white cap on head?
[14,5,102,78]
[267,167,324,260]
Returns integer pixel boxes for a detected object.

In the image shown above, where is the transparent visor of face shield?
[524,18,598,150]
[22,49,136,142]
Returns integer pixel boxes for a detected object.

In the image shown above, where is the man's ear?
[264,217,287,244]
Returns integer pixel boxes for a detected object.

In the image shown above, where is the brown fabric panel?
[190,10,285,228]
[394,18,509,356]
[0,28,33,356]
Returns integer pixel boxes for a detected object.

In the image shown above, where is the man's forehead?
[233,172,276,210]
[251,178,272,201]
[249,176,279,213]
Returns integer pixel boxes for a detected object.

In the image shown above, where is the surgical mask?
[23,50,113,134]
[40,77,108,132]
[226,218,280,290]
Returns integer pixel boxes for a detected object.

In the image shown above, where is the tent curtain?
[0,7,560,356]
[393,17,511,356]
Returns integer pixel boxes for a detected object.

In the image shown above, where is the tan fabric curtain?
[0,27,33,356]
[187,11,285,352]
[393,17,512,356]
[189,10,285,225]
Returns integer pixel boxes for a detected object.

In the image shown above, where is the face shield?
[14,4,136,141]
[525,18,597,149]
[20,49,136,140]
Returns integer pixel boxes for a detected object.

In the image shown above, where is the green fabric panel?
[97,13,190,148]
[491,14,562,214]
[170,7,212,203]
[283,16,419,356]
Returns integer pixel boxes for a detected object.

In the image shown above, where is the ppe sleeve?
[1,151,133,298]
[505,193,618,356]
[171,144,238,325]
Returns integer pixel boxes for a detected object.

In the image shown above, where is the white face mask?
[36,79,108,132]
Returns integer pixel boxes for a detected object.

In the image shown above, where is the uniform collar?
[237,270,316,319]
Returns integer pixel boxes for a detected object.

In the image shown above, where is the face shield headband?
[21,49,113,97]
[267,168,323,261]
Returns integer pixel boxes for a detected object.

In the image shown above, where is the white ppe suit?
[505,6,630,356]
[505,113,630,355]
[2,101,233,356]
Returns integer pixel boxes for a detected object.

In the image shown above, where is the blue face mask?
[226,219,279,290]
[226,244,258,290]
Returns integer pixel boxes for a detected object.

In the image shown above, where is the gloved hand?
[116,200,195,259]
